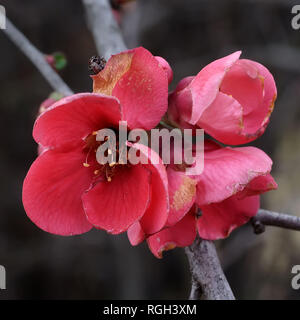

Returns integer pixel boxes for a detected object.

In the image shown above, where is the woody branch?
[251,209,300,234]
[1,15,73,96]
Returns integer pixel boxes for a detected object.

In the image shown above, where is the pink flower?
[168,51,277,145]
[23,47,170,236]
[145,141,277,258]
[38,93,64,115]
[92,47,169,130]
[155,56,173,84]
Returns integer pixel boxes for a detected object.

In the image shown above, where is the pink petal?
[167,77,195,129]
[197,92,244,145]
[93,47,169,130]
[166,167,197,227]
[237,173,277,199]
[82,164,151,234]
[147,211,197,258]
[189,51,241,124]
[196,144,273,206]
[221,60,264,118]
[199,59,277,145]
[127,222,145,246]
[219,59,272,142]
[244,59,277,128]
[155,56,173,84]
[34,93,122,150]
[22,148,93,236]
[113,47,168,130]
[131,143,169,234]
[197,195,260,240]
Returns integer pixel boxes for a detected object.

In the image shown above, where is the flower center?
[82,129,130,182]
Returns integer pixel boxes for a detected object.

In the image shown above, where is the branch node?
[251,218,266,234]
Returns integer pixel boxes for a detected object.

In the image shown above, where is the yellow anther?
[107,177,112,182]
[94,170,99,175]
[92,131,98,135]
[83,163,90,168]
[109,161,116,167]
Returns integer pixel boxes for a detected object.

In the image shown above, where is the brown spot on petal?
[262,93,277,127]
[92,52,133,95]
[171,176,197,211]
[258,75,265,92]
[158,242,177,258]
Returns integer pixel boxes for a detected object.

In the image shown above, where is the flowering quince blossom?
[142,140,277,258]
[22,47,171,237]
[129,52,278,258]
[168,51,277,145]
[23,47,278,259]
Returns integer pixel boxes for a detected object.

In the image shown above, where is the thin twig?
[251,209,300,234]
[1,16,73,96]
[185,238,235,300]
[82,0,127,60]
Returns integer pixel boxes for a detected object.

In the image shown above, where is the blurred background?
[0,0,300,299]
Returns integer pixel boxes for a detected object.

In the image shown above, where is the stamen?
[84,146,93,167]
[94,170,99,175]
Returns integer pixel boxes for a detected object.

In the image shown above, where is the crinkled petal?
[236,173,277,199]
[240,59,277,129]
[93,47,168,130]
[34,93,122,150]
[197,195,260,240]
[218,59,276,143]
[147,211,197,258]
[166,167,197,227]
[197,92,244,145]
[168,77,195,129]
[199,59,276,145]
[189,51,241,124]
[22,148,93,236]
[127,222,145,246]
[131,143,169,234]
[196,144,273,206]
[82,164,151,234]
[155,56,173,84]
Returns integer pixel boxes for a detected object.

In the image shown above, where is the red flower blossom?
[168,51,277,145]
[23,46,278,259]
[23,47,170,236]
[137,141,277,258]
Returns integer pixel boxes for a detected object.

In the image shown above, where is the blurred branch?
[82,0,127,60]
[1,16,73,96]
[185,238,235,300]
[251,209,300,234]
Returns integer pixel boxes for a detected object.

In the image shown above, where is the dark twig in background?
[82,0,127,59]
[1,15,73,96]
[252,209,300,234]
